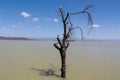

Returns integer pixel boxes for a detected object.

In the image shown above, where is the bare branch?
[59,8,67,45]
[64,12,70,22]
[70,5,93,15]
[59,7,65,22]
[66,27,72,39]
[75,26,84,40]
[69,17,73,27]
[66,26,84,40]
[53,43,60,50]
[70,5,93,26]
[83,5,93,12]
[83,12,93,26]
[65,42,69,48]
[57,35,63,47]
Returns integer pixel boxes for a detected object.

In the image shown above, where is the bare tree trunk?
[60,48,66,77]
[53,7,69,78]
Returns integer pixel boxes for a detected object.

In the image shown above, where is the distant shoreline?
[0,36,35,41]
[0,36,120,42]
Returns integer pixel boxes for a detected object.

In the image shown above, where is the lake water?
[0,40,120,80]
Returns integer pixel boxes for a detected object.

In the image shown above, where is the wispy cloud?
[11,23,22,29]
[20,12,31,18]
[11,25,16,28]
[2,27,8,31]
[54,18,58,22]
[46,18,59,22]
[33,26,40,31]
[92,24,100,28]
[32,17,39,22]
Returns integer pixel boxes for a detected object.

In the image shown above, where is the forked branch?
[66,26,84,40]
[70,5,93,26]
[57,35,62,47]
[53,43,60,50]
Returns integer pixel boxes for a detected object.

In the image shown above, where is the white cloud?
[92,24,100,28]
[20,12,31,18]
[11,23,22,29]
[54,18,58,22]
[46,18,59,22]
[33,17,39,22]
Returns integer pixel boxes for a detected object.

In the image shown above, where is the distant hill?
[0,36,33,40]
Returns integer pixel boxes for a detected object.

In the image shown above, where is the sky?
[0,0,120,40]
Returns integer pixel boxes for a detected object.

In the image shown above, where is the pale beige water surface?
[0,40,120,80]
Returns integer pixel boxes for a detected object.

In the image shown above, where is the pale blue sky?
[0,0,120,39]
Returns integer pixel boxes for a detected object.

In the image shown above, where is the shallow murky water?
[0,40,120,80]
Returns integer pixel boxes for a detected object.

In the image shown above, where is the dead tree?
[53,5,93,78]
